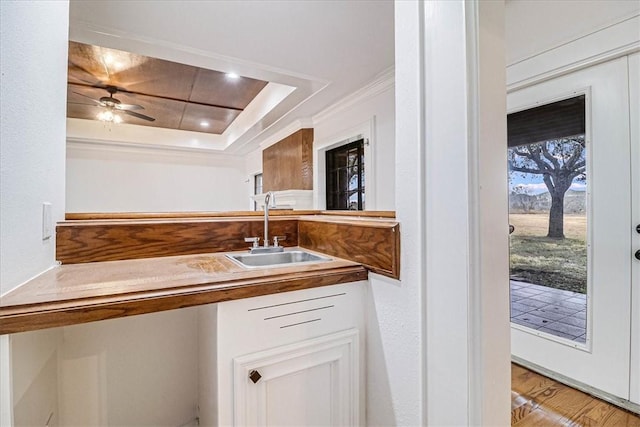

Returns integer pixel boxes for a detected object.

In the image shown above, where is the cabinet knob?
[636,224,640,234]
[635,250,640,261]
[249,370,262,384]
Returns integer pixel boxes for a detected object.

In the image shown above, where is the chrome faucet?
[264,191,274,247]
[244,191,285,254]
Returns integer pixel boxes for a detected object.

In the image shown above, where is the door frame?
[508,57,637,411]
[628,52,640,406]
[506,13,640,410]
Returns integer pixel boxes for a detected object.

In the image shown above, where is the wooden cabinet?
[262,128,314,192]
[200,281,366,426]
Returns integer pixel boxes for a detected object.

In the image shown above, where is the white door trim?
[628,52,640,405]
[507,14,640,92]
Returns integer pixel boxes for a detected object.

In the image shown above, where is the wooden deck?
[512,364,640,426]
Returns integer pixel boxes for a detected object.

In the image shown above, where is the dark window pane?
[326,140,364,210]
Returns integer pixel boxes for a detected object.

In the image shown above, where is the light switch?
[42,202,52,240]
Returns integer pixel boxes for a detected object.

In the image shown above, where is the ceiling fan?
[73,85,156,122]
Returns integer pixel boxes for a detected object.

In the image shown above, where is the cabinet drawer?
[217,281,365,355]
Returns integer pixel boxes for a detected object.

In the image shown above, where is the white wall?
[10,329,63,427]
[393,1,510,425]
[505,0,639,65]
[58,309,199,427]
[245,72,396,212]
[9,311,200,427]
[66,142,249,212]
[312,73,396,211]
[0,1,68,295]
[245,148,262,179]
[0,1,69,425]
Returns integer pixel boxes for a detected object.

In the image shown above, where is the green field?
[509,213,587,294]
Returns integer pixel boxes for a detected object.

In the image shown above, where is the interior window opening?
[253,173,263,211]
[325,139,365,210]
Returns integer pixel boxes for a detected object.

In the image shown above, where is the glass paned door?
[509,57,633,400]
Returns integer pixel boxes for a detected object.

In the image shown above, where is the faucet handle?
[244,237,260,248]
[273,236,286,247]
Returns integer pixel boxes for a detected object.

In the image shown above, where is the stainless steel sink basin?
[226,250,330,268]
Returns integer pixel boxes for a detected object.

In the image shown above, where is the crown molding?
[66,137,243,160]
[313,67,395,125]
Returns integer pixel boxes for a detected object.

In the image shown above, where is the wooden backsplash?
[298,219,400,278]
[56,214,400,279]
[56,219,298,264]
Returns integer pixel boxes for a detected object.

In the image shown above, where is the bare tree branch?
[509,165,547,174]
[519,144,550,173]
[564,140,585,168]
[513,146,532,156]
[540,143,561,170]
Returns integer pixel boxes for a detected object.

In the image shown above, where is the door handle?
[249,369,262,384]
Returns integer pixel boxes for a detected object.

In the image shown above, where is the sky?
[508,171,587,195]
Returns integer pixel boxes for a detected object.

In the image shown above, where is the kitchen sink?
[226,250,330,268]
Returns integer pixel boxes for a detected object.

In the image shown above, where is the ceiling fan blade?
[68,102,100,107]
[123,110,156,122]
[115,103,144,111]
[72,92,104,105]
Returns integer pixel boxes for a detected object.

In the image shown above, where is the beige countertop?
[0,249,367,335]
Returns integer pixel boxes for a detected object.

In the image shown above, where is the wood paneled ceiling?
[67,41,268,134]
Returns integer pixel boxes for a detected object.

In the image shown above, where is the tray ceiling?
[67,0,394,154]
[67,41,268,134]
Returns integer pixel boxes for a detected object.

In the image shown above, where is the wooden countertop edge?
[64,210,314,220]
[298,217,400,227]
[64,210,396,221]
[0,265,368,335]
[57,215,399,228]
[56,216,302,226]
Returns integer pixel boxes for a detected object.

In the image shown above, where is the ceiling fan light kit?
[73,85,156,124]
[67,41,268,134]
[97,109,122,124]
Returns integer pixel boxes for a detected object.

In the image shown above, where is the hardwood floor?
[511,363,640,426]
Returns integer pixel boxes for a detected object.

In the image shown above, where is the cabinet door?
[233,329,359,426]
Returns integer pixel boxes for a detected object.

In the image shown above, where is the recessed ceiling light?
[226,72,240,79]
[200,121,210,127]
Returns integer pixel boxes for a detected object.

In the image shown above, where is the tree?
[508,137,586,238]
[510,184,536,213]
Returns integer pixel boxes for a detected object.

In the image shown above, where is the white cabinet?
[199,281,366,426]
[234,329,359,426]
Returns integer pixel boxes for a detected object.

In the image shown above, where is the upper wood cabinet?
[262,128,313,192]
